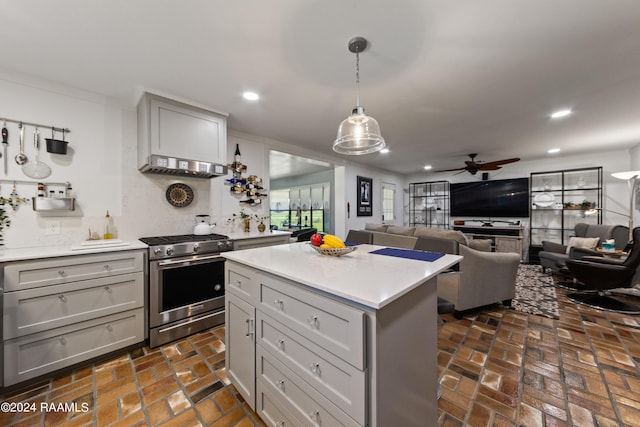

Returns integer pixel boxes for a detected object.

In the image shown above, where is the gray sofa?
[538,223,629,273]
[354,224,521,315]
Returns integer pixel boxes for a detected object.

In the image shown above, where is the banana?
[322,234,346,248]
[320,243,331,249]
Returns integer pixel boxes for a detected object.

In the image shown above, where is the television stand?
[453,224,524,259]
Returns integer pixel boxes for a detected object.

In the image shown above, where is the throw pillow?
[386,226,416,236]
[365,223,388,232]
[565,236,599,254]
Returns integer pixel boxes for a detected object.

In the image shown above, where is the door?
[225,293,256,409]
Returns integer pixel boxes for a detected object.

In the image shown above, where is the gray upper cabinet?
[137,92,227,174]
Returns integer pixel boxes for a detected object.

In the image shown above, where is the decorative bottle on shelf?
[103,210,114,240]
[234,143,241,164]
[239,198,261,205]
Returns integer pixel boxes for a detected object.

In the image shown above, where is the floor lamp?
[611,170,640,244]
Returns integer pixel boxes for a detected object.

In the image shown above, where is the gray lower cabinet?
[226,261,367,427]
[2,250,146,387]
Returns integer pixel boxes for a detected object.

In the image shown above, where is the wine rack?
[225,144,267,206]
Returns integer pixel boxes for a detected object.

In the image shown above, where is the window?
[381,182,395,223]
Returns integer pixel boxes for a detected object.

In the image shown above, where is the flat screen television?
[450,177,529,218]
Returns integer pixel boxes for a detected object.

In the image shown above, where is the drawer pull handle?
[310,362,321,375]
[274,299,284,310]
[276,339,285,350]
[234,280,242,287]
[104,264,112,271]
[308,316,319,328]
[106,324,113,332]
[275,379,285,390]
[58,270,66,277]
[276,422,285,427]
[309,410,320,422]
[59,336,67,345]
[245,319,254,338]
[58,294,66,302]
[104,286,112,293]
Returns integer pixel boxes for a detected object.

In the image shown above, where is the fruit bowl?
[309,244,357,257]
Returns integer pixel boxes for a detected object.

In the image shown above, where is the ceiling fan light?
[333,107,386,155]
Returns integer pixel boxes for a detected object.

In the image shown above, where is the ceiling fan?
[434,153,520,175]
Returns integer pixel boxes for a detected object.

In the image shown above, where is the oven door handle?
[157,254,223,267]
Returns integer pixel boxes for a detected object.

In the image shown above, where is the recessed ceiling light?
[380,148,390,154]
[550,109,572,119]
[243,91,259,101]
[548,148,561,154]
[423,165,432,170]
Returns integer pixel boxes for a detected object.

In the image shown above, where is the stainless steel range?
[139,233,233,348]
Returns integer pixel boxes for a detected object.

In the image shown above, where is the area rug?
[511,264,559,319]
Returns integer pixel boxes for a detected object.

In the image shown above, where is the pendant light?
[333,37,386,155]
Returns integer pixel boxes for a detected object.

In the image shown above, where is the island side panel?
[369,276,438,426]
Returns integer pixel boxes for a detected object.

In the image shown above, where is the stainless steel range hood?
[140,155,227,178]
[137,91,229,179]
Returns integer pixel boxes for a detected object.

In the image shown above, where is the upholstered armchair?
[414,236,521,317]
[539,223,629,273]
[564,227,640,313]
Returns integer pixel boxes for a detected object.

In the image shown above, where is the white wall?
[1,70,635,249]
[407,150,633,228]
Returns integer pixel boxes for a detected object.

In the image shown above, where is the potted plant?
[227,209,256,232]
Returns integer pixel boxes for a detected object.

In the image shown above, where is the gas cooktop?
[139,233,229,246]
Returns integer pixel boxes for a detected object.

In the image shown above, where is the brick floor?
[1,276,639,426]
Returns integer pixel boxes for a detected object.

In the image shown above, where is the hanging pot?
[45,127,68,154]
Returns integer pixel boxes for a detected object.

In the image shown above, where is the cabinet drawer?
[258,276,365,369]
[226,262,259,304]
[4,308,145,386]
[4,250,145,291]
[256,385,303,427]
[4,272,144,339]
[257,312,366,425]
[257,347,360,427]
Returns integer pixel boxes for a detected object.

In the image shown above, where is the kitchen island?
[222,242,462,427]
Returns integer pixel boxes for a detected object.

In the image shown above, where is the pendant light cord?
[355,46,361,108]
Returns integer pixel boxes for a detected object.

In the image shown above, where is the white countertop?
[225,230,292,241]
[0,240,148,262]
[222,242,462,309]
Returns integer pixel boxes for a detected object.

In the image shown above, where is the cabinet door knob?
[57,294,66,302]
[276,421,285,427]
[59,336,67,345]
[276,339,285,350]
[307,316,319,328]
[309,410,320,422]
[58,270,66,277]
[310,362,321,375]
[104,286,112,293]
[104,264,112,271]
[275,379,285,390]
[274,299,284,310]
[106,324,113,332]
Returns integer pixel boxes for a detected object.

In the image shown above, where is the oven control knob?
[193,243,199,253]
[217,242,224,249]
[166,247,174,256]
[153,247,162,256]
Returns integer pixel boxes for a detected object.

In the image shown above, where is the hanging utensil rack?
[1,117,70,134]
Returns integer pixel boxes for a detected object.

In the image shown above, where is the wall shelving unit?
[529,167,602,263]
[408,181,450,229]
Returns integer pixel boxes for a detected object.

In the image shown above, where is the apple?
[310,233,324,246]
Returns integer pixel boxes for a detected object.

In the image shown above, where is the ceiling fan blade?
[479,158,520,168]
[464,160,478,167]
[478,165,502,171]
[433,167,466,172]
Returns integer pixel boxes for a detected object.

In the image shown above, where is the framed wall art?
[357,176,373,216]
